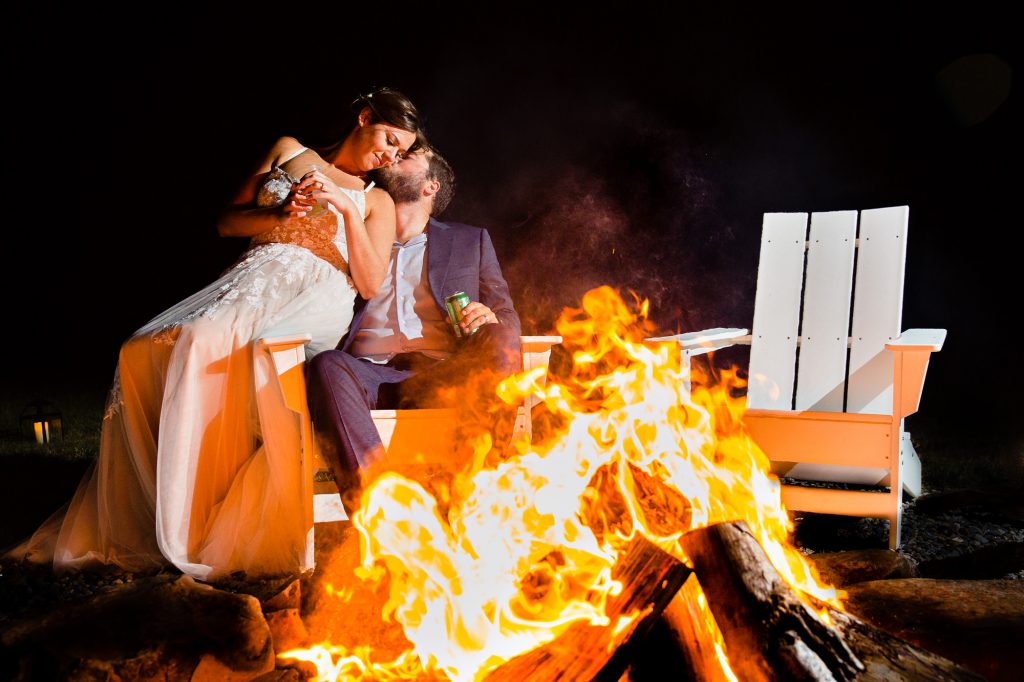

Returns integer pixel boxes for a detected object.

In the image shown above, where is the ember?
[282,286,839,680]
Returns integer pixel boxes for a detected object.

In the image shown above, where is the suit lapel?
[427,218,453,311]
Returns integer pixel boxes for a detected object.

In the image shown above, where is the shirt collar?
[395,232,428,248]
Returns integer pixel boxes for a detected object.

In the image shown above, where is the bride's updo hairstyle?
[319,86,427,160]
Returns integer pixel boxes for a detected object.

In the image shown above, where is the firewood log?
[485,535,690,681]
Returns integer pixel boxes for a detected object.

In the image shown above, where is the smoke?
[463,123,757,341]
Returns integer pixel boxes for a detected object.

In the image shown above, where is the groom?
[306,146,522,491]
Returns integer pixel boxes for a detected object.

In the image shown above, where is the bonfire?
[281,286,841,681]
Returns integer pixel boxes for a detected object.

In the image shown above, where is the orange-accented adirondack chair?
[650,206,944,548]
[257,334,561,568]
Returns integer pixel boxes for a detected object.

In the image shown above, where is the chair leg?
[888,431,921,550]
[888,489,905,548]
[511,405,530,444]
[900,432,922,498]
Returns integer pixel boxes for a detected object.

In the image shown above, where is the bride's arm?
[217,138,312,238]
[295,170,394,298]
[342,187,396,299]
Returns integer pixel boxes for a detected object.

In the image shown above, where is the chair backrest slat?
[847,206,908,414]
[748,213,808,409]
[794,211,858,411]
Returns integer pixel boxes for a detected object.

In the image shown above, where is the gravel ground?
[792,488,1024,579]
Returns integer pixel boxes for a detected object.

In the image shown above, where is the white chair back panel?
[795,211,858,411]
[748,212,808,409]
[848,206,908,414]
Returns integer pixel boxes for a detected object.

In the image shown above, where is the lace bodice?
[255,165,369,215]
[250,166,369,273]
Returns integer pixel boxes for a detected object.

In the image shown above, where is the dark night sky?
[3,4,1019,451]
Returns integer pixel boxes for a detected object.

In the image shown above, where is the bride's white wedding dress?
[11,150,362,579]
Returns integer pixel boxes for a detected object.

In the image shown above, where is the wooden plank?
[369,408,458,455]
[885,328,946,351]
[746,410,892,476]
[780,486,898,518]
[647,327,750,346]
[520,336,560,443]
[848,206,908,414]
[257,337,317,568]
[748,212,809,410]
[795,211,857,412]
[520,335,563,353]
[313,492,348,522]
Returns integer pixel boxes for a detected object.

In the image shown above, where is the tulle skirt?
[9,243,356,579]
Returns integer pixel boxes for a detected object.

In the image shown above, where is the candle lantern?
[20,399,63,444]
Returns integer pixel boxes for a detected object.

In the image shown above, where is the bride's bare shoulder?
[246,136,315,176]
[365,186,395,211]
[269,136,308,165]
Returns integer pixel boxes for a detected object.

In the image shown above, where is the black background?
[3,4,1019,453]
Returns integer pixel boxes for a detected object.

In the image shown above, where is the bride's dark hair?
[316,86,427,159]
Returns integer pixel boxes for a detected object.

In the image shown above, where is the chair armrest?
[886,329,947,418]
[520,336,562,374]
[520,335,563,354]
[646,327,751,356]
[257,334,314,353]
[885,329,946,352]
[256,335,314,411]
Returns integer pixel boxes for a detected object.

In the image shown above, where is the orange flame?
[281,286,839,680]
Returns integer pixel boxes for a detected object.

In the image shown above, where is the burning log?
[484,535,691,681]
[668,521,987,681]
[678,521,862,681]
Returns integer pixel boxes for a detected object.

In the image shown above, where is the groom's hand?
[460,301,498,334]
[283,181,316,218]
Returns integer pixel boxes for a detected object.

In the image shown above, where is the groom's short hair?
[426,148,455,216]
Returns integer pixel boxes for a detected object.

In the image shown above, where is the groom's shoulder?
[429,218,488,238]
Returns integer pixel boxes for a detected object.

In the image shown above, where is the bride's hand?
[297,169,360,219]
[282,181,316,219]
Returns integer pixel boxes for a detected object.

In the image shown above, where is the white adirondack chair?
[257,334,562,569]
[651,206,945,549]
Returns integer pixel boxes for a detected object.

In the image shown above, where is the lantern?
[20,399,63,444]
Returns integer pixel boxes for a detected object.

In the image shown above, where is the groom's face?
[374,150,431,205]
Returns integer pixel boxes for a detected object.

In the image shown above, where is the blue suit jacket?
[340,218,521,352]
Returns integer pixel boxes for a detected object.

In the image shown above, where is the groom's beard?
[374,167,426,205]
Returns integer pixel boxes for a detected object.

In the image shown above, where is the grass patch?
[914,430,1024,495]
[0,383,105,461]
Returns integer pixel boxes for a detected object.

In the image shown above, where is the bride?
[9,87,423,580]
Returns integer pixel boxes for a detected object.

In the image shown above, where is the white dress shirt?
[349,232,454,363]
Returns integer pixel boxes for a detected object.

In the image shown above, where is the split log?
[679,521,862,681]
[661,574,733,682]
[671,521,986,681]
[485,535,691,681]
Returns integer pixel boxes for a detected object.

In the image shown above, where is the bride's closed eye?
[386,135,405,157]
